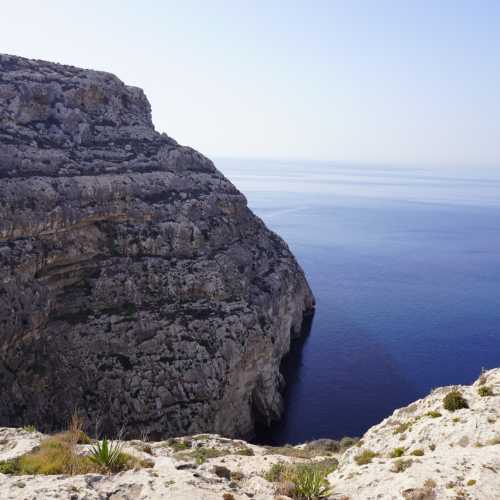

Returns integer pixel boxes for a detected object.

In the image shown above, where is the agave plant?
[290,465,332,500]
[88,437,125,472]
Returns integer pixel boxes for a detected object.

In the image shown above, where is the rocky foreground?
[0,53,314,438]
[1,369,499,499]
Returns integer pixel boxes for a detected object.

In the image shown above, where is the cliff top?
[0,368,498,499]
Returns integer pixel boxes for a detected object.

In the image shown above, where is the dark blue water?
[217,159,500,445]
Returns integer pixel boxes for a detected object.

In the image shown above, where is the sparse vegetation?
[426,411,442,418]
[478,386,494,397]
[234,446,254,456]
[265,462,288,482]
[0,459,19,474]
[390,447,405,458]
[354,449,377,465]
[22,425,37,433]
[393,422,412,434]
[411,449,424,456]
[443,390,468,412]
[424,479,437,489]
[266,437,357,460]
[177,446,226,464]
[0,436,95,475]
[391,459,413,473]
[467,479,476,486]
[167,438,192,452]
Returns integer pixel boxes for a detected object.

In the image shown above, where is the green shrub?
[478,386,493,397]
[290,464,331,499]
[0,459,19,474]
[467,479,476,486]
[443,391,469,412]
[22,425,37,433]
[426,411,442,418]
[411,449,424,456]
[390,447,405,458]
[354,449,377,465]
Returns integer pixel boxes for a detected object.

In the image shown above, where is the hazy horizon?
[2,1,499,168]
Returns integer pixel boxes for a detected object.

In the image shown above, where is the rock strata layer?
[0,54,314,438]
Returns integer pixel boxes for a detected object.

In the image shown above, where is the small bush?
[168,439,191,452]
[393,422,412,434]
[478,386,493,397]
[339,436,359,450]
[354,450,377,465]
[411,449,424,456]
[265,462,287,482]
[390,447,405,458]
[391,459,413,473]
[426,411,442,418]
[22,425,37,433]
[424,478,437,489]
[443,390,468,412]
[467,479,476,486]
[234,446,254,456]
[304,439,340,454]
[0,459,19,474]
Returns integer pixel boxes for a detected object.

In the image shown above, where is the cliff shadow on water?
[252,312,315,445]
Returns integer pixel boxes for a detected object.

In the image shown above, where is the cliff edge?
[0,54,315,438]
[0,369,498,499]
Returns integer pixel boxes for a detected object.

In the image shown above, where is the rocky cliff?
[0,54,315,438]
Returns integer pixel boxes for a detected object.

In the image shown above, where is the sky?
[1,1,499,168]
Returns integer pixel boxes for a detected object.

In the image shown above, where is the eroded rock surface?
[0,54,314,438]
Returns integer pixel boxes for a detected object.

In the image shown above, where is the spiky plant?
[88,437,126,472]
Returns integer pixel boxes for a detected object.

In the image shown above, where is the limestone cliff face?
[0,54,314,438]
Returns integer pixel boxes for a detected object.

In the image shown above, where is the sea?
[217,158,500,445]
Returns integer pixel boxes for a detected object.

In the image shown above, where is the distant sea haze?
[219,159,500,445]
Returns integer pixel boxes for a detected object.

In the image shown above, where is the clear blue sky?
[2,1,499,167]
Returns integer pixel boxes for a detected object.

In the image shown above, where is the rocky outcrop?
[0,54,314,438]
[329,368,500,499]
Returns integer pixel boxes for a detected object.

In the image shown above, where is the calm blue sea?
[217,158,500,445]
